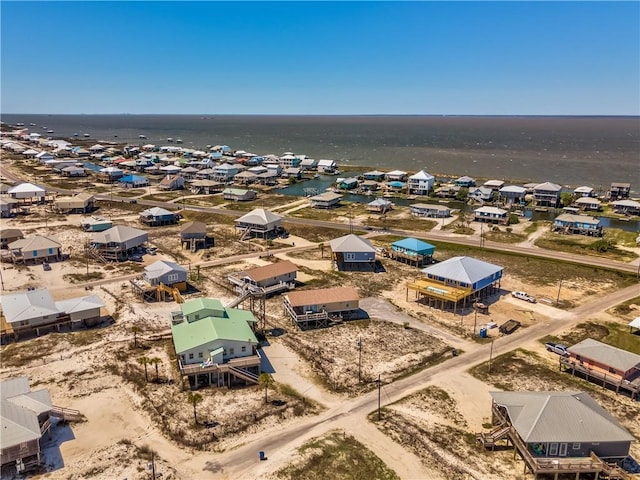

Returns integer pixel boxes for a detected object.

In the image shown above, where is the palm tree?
[187,392,203,425]
[131,325,140,348]
[137,356,150,382]
[258,373,275,404]
[149,357,161,382]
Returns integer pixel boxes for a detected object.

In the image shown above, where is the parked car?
[545,342,569,356]
[511,291,536,303]
[42,262,51,271]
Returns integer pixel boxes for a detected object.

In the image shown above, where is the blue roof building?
[119,174,150,188]
[390,238,435,267]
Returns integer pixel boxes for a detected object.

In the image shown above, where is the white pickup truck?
[545,342,569,356]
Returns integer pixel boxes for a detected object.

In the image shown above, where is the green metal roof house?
[171,298,258,366]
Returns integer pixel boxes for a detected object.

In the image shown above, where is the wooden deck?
[560,357,640,400]
[178,352,262,385]
[479,405,634,479]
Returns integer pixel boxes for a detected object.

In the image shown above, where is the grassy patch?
[273,430,400,480]
[540,322,640,355]
[609,296,640,318]
[523,221,540,235]
[63,272,105,283]
[483,230,527,243]
[534,233,638,262]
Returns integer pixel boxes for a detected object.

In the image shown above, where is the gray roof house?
[91,225,149,261]
[488,391,634,468]
[329,234,376,271]
[139,207,179,226]
[1,377,53,473]
[235,208,282,239]
[143,260,188,287]
[309,191,342,209]
[7,235,62,264]
[1,289,105,339]
[533,182,563,207]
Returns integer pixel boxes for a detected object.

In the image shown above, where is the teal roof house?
[170,298,261,388]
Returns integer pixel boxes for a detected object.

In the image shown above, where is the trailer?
[499,319,521,335]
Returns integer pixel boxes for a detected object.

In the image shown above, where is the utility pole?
[556,277,563,306]
[148,451,156,480]
[357,337,362,384]
[473,307,478,336]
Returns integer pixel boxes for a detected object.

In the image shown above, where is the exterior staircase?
[50,405,84,422]
[228,366,259,384]
[476,423,510,449]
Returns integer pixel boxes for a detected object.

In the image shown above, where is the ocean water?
[3,114,639,189]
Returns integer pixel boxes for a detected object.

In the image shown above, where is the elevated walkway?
[50,405,84,422]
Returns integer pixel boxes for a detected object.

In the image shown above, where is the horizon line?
[3,113,640,118]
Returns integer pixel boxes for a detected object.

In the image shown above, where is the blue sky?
[1,1,639,115]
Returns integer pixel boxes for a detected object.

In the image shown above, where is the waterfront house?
[278,153,301,168]
[80,216,112,232]
[468,186,494,202]
[409,203,451,218]
[483,180,505,192]
[484,390,635,475]
[228,260,298,294]
[0,229,23,249]
[309,191,342,209]
[363,170,386,182]
[329,234,376,270]
[7,235,61,264]
[283,287,360,330]
[89,144,105,153]
[144,260,188,289]
[612,199,640,216]
[474,206,508,225]
[222,188,257,202]
[317,159,337,173]
[299,158,317,170]
[264,162,283,176]
[360,180,380,192]
[158,174,185,191]
[390,237,435,266]
[454,176,476,188]
[385,170,408,182]
[171,299,260,388]
[574,197,602,211]
[366,198,393,213]
[282,167,302,179]
[139,207,179,226]
[54,193,95,214]
[90,225,148,261]
[338,177,359,190]
[609,182,631,201]
[248,166,268,175]
[7,183,46,204]
[0,377,53,474]
[235,208,282,239]
[574,186,595,197]
[533,182,562,208]
[408,256,503,312]
[406,170,434,195]
[552,213,603,237]
[498,185,527,205]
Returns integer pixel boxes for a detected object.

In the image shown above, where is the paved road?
[3,164,638,276]
[208,282,640,479]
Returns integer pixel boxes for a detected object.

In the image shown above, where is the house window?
[345,253,356,261]
[49,248,54,254]
[188,353,194,360]
[167,274,179,282]
[230,348,235,355]
[33,251,37,256]
[241,346,246,352]
[198,352,203,358]
[572,443,581,450]
[548,443,558,456]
